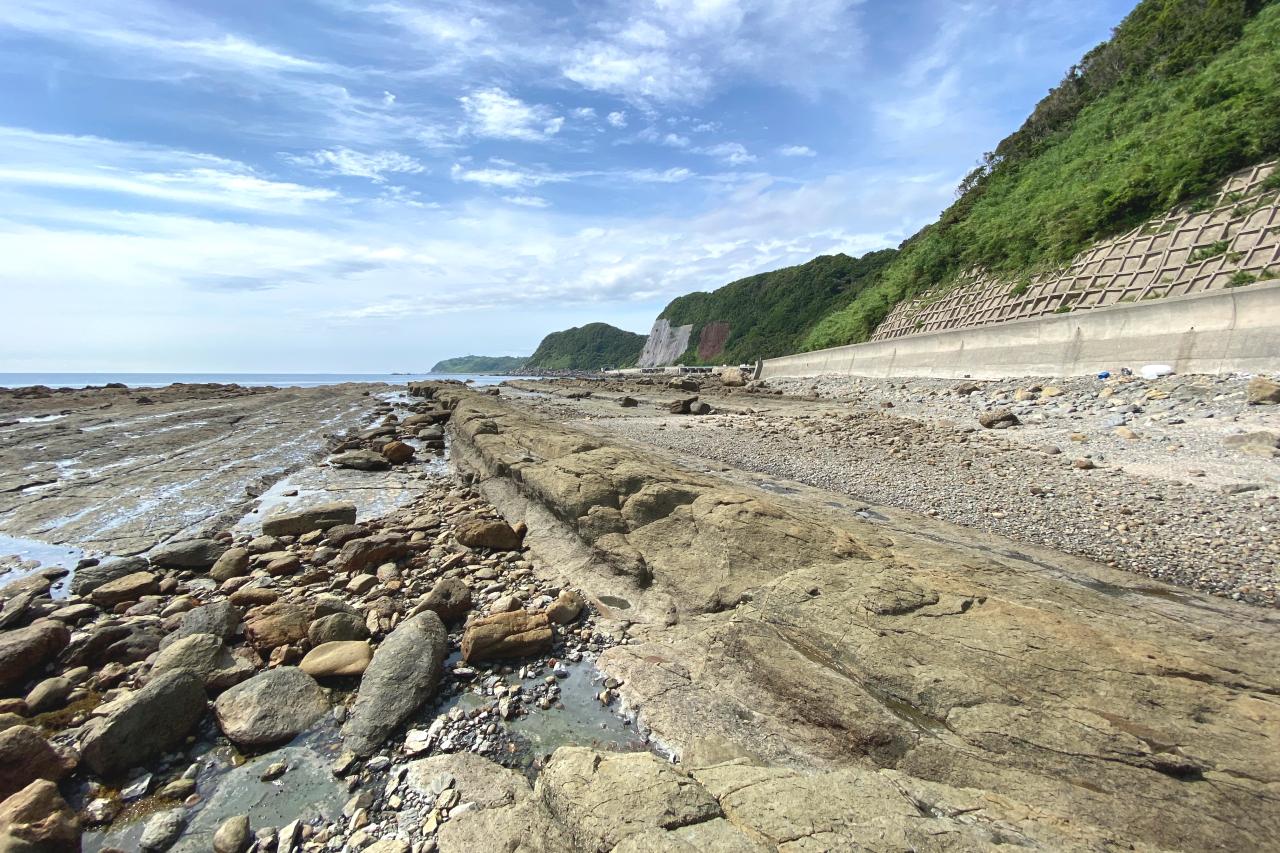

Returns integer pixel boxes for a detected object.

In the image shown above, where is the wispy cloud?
[283,148,426,183]
[460,87,564,141]
[779,144,816,157]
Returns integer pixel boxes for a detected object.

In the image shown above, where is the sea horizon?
[0,371,530,389]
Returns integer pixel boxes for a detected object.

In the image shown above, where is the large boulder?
[420,577,472,623]
[0,620,69,690]
[0,726,67,800]
[341,612,447,756]
[244,602,309,650]
[0,780,80,852]
[80,669,207,776]
[300,641,372,678]
[261,502,358,537]
[213,667,328,748]
[461,611,552,663]
[330,450,390,471]
[719,367,747,387]
[161,600,244,650]
[334,534,406,575]
[454,519,522,551]
[71,556,148,596]
[151,633,254,692]
[978,408,1021,429]
[381,441,415,465]
[208,547,251,582]
[1246,375,1280,405]
[150,538,228,569]
[308,612,368,645]
[90,571,159,608]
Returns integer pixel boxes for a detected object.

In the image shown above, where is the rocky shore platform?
[0,377,1274,852]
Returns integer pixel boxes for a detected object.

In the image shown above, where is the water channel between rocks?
[80,387,651,851]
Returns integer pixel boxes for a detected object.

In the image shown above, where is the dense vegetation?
[805,0,1280,349]
[524,322,646,370]
[429,355,529,374]
[657,251,897,364]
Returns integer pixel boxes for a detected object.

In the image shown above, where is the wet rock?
[0,619,70,690]
[978,409,1020,429]
[150,538,228,569]
[341,612,447,756]
[307,612,368,645]
[546,590,583,625]
[244,602,309,650]
[420,577,472,623]
[330,450,391,472]
[139,809,185,851]
[213,667,328,748]
[0,780,80,852]
[152,633,254,692]
[90,571,159,607]
[461,611,553,663]
[209,547,251,582]
[0,725,67,799]
[261,501,358,537]
[1246,375,1280,405]
[335,534,407,575]
[71,556,149,596]
[161,600,243,649]
[80,669,207,776]
[455,519,522,551]
[381,440,415,464]
[300,641,372,678]
[212,815,251,853]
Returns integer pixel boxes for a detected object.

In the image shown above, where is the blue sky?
[0,0,1134,371]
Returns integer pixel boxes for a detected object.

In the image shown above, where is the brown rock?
[978,409,1020,429]
[335,534,407,574]
[90,571,159,608]
[245,602,310,650]
[261,501,357,537]
[545,590,583,625]
[0,726,66,800]
[0,620,70,690]
[209,547,251,582]
[300,641,373,678]
[264,554,301,577]
[229,587,278,608]
[382,440,415,464]
[420,577,472,623]
[461,611,553,663]
[0,780,80,852]
[1246,375,1280,405]
[455,519,522,551]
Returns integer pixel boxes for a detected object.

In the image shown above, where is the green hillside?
[806,0,1280,350]
[656,251,897,365]
[525,323,646,371]
[430,355,528,374]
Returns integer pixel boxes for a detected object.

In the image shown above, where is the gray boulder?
[420,577,471,623]
[341,612,447,756]
[0,620,70,691]
[71,556,148,596]
[139,809,186,851]
[152,633,254,692]
[308,612,368,645]
[80,669,207,776]
[213,667,328,748]
[261,501,357,537]
[160,600,243,650]
[150,538,228,569]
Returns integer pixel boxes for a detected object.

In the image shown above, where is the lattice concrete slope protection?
[872,161,1280,341]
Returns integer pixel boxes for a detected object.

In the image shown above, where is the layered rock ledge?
[444,387,1280,851]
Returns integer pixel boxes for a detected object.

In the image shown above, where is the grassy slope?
[805,0,1280,350]
[429,355,529,374]
[525,322,646,370]
[657,251,898,364]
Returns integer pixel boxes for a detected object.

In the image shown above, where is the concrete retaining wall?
[760,279,1280,380]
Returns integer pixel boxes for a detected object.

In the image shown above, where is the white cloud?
[662,133,691,148]
[449,162,564,189]
[459,87,564,141]
[284,148,425,183]
[0,126,336,212]
[779,144,816,157]
[627,167,695,183]
[701,142,756,165]
[607,111,628,128]
[504,194,550,208]
[572,107,597,119]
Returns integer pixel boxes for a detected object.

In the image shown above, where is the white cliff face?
[637,319,693,367]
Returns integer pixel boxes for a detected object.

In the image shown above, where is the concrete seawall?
[761,279,1280,380]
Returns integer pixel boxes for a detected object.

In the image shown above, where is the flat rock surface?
[0,383,379,555]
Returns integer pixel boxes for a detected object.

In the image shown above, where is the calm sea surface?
[0,372,531,389]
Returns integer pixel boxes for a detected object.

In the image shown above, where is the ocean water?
[0,372,531,389]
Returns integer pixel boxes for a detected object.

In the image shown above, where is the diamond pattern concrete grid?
[873,161,1280,341]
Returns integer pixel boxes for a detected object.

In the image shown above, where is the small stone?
[213,814,251,853]
[138,809,185,851]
